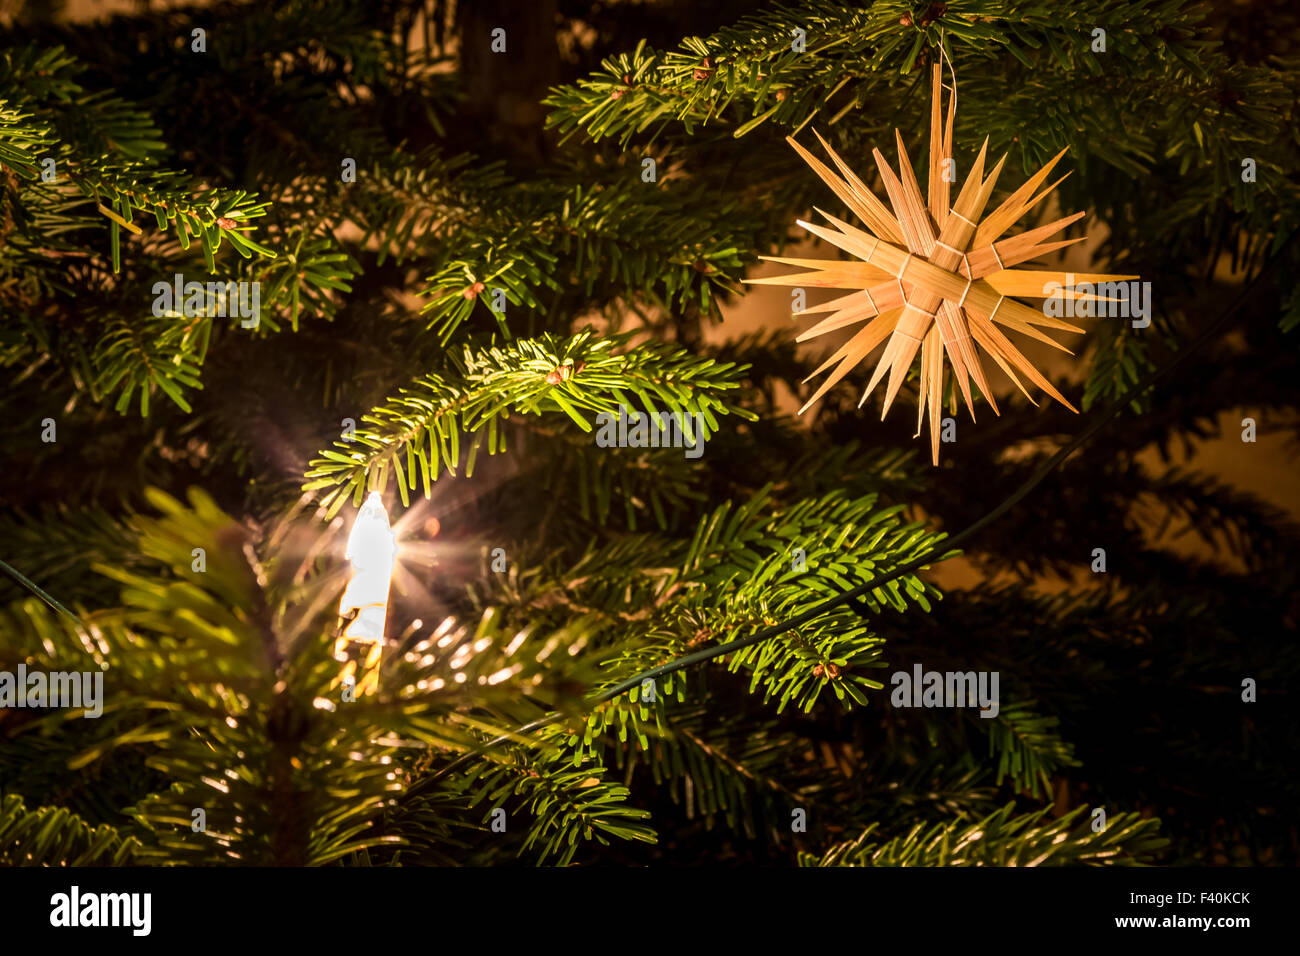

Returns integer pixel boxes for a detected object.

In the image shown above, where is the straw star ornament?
[751,64,1136,464]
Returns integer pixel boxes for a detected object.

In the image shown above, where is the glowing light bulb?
[335,491,397,695]
[339,491,397,641]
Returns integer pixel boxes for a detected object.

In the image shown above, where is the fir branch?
[451,739,656,866]
[303,330,756,517]
[800,804,1167,866]
[1,44,278,273]
[0,792,138,866]
[977,697,1080,799]
[542,0,1218,147]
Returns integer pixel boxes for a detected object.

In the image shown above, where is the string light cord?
[0,557,84,625]
[424,231,1293,785]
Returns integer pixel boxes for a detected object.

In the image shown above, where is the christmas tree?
[1,0,1296,869]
